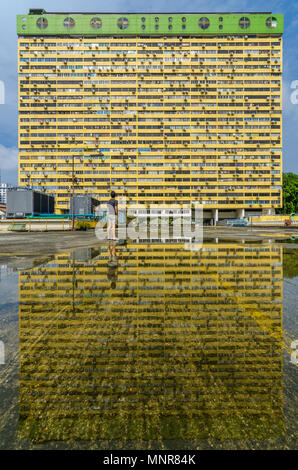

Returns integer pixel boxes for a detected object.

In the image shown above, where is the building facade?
[17,11,283,219]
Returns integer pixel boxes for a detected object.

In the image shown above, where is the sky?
[0,0,297,185]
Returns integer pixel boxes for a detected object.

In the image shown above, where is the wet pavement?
[0,238,297,449]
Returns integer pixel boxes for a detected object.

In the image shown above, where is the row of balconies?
[19,103,281,111]
[19,48,281,55]
[19,77,281,85]
[19,129,281,135]
[20,138,282,144]
[19,91,281,99]
[19,44,282,50]
[19,91,281,98]
[19,54,281,62]
[22,168,280,176]
[19,113,278,119]
[21,179,280,193]
[19,147,281,152]
[19,88,281,94]
[19,63,282,70]
[20,159,279,165]
[20,167,279,176]
[18,128,281,134]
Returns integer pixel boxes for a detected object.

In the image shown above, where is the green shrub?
[75,220,91,231]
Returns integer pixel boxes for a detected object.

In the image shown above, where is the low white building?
[0,183,8,204]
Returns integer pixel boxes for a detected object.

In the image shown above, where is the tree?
[276,173,298,215]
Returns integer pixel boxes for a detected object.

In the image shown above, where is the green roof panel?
[17,12,284,36]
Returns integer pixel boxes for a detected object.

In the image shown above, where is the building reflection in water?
[18,242,284,444]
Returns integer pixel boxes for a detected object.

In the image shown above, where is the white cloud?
[0,145,18,170]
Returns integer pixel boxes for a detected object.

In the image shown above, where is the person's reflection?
[107,240,118,289]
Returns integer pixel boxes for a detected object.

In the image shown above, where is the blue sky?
[0,0,297,185]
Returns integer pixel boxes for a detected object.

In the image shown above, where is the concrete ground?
[204,225,298,241]
[0,226,297,269]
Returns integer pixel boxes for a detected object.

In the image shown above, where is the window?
[168,17,173,22]
[168,25,173,30]
[155,17,159,22]
[64,17,75,29]
[155,25,159,30]
[141,17,146,22]
[90,17,102,29]
[266,17,278,28]
[117,17,129,29]
[36,17,48,29]
[182,17,186,23]
[141,25,145,30]
[198,17,210,30]
[239,17,250,29]
[219,16,223,22]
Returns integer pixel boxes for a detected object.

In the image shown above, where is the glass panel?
[198,17,210,30]
[36,17,48,29]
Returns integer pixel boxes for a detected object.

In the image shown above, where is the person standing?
[107,191,118,240]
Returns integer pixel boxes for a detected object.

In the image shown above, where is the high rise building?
[17,11,283,220]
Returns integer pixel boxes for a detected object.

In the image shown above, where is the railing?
[0,218,72,232]
[251,215,298,226]
[252,220,298,226]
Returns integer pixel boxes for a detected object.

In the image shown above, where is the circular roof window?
[117,17,129,29]
[64,17,75,29]
[36,17,48,29]
[90,17,102,29]
[239,17,250,29]
[198,17,210,30]
[266,17,278,28]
